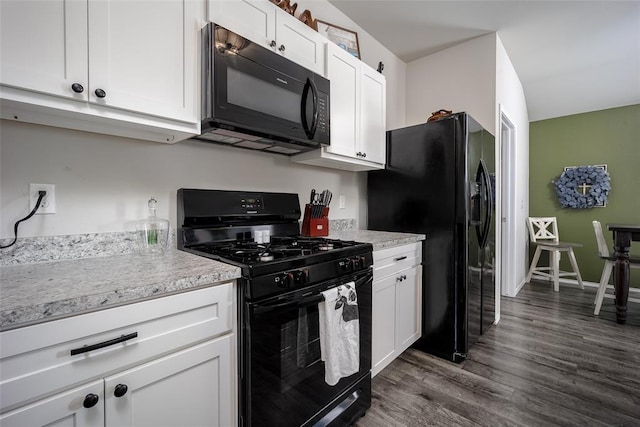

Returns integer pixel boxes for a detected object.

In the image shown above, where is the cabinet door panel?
[396,266,422,352]
[0,380,103,427]
[360,65,386,165]
[88,0,197,122]
[208,0,275,48]
[326,43,359,157]
[275,12,325,75]
[372,276,397,377]
[0,0,87,100]
[104,336,233,427]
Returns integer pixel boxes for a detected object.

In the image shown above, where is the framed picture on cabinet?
[315,20,360,59]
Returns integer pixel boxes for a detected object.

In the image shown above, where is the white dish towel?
[318,282,360,386]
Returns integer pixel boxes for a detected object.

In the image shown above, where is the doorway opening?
[499,106,517,298]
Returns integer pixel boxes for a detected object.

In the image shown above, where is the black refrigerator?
[368,112,495,362]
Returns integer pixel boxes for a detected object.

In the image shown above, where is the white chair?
[525,217,584,292]
[592,220,640,315]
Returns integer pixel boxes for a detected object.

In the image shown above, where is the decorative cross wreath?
[554,165,611,208]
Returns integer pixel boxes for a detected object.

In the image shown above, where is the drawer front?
[373,242,422,281]
[0,283,233,413]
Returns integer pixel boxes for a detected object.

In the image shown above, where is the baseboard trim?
[530,276,640,299]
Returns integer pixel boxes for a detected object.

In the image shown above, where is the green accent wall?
[529,104,640,288]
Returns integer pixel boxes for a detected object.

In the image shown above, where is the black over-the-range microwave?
[194,23,330,155]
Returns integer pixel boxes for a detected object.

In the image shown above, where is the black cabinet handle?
[83,393,99,408]
[94,88,106,98]
[270,40,276,48]
[114,384,128,398]
[71,83,84,93]
[393,256,407,261]
[278,44,285,52]
[70,332,138,356]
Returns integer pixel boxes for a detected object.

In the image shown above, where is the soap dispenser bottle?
[136,197,169,252]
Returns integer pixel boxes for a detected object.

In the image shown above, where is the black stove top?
[189,236,364,265]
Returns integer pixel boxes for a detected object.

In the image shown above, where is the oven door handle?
[253,293,324,314]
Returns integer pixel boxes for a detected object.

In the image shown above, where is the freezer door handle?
[475,160,492,249]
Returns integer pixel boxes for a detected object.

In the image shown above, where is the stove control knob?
[351,256,366,270]
[293,270,309,286]
[338,258,352,272]
[275,272,294,288]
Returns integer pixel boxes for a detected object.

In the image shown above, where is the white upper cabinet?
[88,0,198,122]
[0,0,88,101]
[359,65,386,165]
[292,42,387,171]
[0,0,200,143]
[325,44,359,158]
[207,0,326,76]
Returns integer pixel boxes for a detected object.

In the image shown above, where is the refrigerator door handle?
[477,159,493,249]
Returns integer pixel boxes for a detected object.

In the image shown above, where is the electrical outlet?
[339,195,346,209]
[29,183,56,214]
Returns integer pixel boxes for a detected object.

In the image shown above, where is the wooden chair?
[592,220,640,315]
[525,217,584,292]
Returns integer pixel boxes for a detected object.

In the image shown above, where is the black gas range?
[177,189,372,427]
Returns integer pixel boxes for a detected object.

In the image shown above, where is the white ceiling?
[326,0,640,121]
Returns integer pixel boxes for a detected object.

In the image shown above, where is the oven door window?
[246,274,372,426]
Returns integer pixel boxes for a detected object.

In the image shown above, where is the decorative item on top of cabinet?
[315,19,360,59]
[0,0,200,144]
[298,9,315,28]
[208,0,326,76]
[269,0,297,15]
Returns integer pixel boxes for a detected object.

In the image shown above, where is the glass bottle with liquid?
[136,197,169,252]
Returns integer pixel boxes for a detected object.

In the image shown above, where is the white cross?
[578,183,591,195]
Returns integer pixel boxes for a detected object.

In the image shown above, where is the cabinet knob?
[94,88,106,98]
[83,393,100,408]
[278,44,285,52]
[270,40,276,48]
[114,383,128,398]
[363,152,367,158]
[71,83,84,93]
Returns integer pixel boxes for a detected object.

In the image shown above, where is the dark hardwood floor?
[357,282,640,426]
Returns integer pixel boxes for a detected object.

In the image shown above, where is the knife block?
[301,204,329,237]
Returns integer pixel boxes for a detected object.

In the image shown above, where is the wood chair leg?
[567,248,584,290]
[594,262,613,315]
[552,250,560,292]
[526,246,542,283]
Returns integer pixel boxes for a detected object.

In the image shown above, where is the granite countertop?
[0,228,422,332]
[0,250,241,331]
[328,229,425,250]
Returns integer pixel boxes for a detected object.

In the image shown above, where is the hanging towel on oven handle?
[318,282,359,386]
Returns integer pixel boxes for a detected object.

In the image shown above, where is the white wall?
[405,33,496,134]
[495,35,530,295]
[0,120,364,237]
[0,0,406,240]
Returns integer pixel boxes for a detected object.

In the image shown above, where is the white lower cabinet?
[0,284,236,427]
[372,242,422,377]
